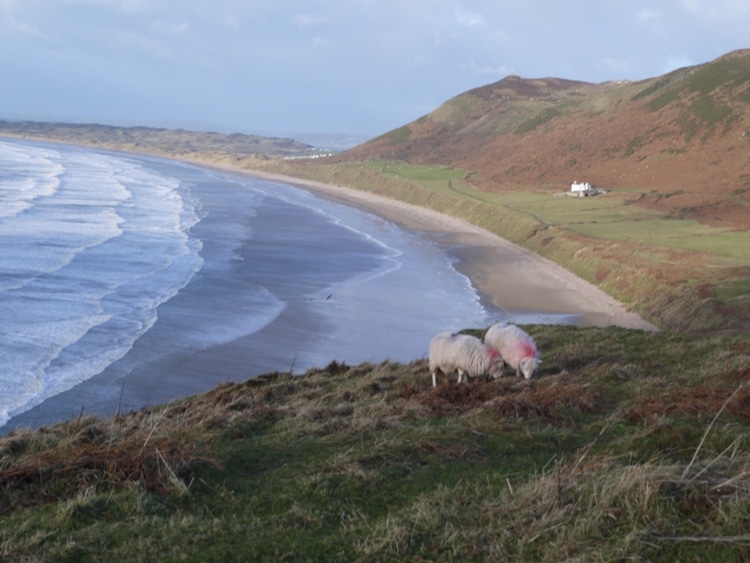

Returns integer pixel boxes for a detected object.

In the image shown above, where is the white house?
[570,181,592,193]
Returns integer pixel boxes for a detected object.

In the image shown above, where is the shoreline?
[0,145,658,433]
[204,165,659,332]
[0,134,659,331]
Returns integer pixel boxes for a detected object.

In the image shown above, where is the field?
[357,160,750,264]
[2,325,750,560]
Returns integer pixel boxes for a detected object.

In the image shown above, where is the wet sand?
[223,168,659,332]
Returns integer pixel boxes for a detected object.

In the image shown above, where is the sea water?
[0,139,502,428]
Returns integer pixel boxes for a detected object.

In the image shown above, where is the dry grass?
[0,403,217,512]
[1,326,749,560]
[352,427,750,561]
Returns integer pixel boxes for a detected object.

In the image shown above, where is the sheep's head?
[518,356,540,380]
[486,348,505,379]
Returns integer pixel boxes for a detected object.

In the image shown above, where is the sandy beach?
[218,167,659,332]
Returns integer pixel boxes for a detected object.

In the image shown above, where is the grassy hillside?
[2,325,750,560]
[263,156,750,333]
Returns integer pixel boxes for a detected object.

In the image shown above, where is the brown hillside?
[340,50,750,229]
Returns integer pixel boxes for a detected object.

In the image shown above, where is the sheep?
[483,322,541,380]
[429,331,504,387]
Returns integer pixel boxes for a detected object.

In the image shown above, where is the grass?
[715,279,750,301]
[644,56,750,134]
[2,325,750,560]
[326,160,750,265]
[514,107,561,134]
[505,194,750,263]
[0,121,312,158]
[375,125,411,146]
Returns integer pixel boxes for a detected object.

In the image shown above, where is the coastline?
[0,135,659,330]
[0,144,659,433]
[204,165,659,332]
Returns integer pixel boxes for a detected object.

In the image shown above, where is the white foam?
[0,141,63,219]
[0,142,205,424]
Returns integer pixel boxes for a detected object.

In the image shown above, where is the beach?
[2,147,657,433]
[221,167,659,332]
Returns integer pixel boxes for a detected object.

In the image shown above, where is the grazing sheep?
[484,322,541,380]
[429,332,504,387]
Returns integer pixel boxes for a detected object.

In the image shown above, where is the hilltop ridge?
[339,49,750,229]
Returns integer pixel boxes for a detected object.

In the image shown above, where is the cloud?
[599,57,633,74]
[292,13,330,29]
[61,0,158,13]
[454,8,482,27]
[636,9,662,21]
[222,15,239,29]
[462,59,512,76]
[115,29,173,60]
[153,20,189,36]
[662,55,694,73]
[4,13,48,39]
[408,54,425,67]
[680,0,705,15]
[0,0,47,39]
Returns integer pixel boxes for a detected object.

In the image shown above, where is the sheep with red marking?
[429,331,504,387]
[484,322,541,380]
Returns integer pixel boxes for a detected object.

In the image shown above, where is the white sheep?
[429,332,504,387]
[483,322,541,380]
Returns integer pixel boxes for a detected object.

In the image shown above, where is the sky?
[0,1,748,139]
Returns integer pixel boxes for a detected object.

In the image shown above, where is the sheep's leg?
[457,369,466,384]
[432,369,438,387]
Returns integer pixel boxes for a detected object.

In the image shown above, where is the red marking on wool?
[519,340,537,359]
[487,348,500,359]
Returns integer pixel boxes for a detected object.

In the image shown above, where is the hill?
[344,50,750,230]
[0,120,317,159]
[1,55,750,561]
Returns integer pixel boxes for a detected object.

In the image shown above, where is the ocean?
[0,138,510,430]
